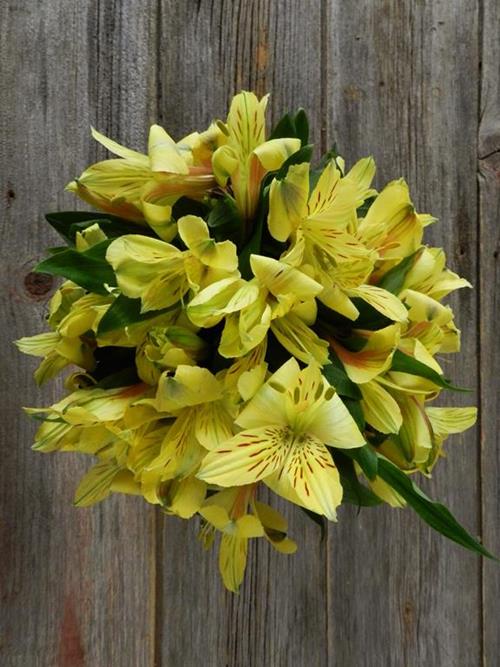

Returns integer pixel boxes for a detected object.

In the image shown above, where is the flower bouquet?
[18,92,494,592]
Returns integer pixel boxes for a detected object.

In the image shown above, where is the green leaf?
[268,113,296,140]
[238,183,270,279]
[207,197,243,245]
[35,241,116,294]
[268,108,309,146]
[390,350,470,392]
[322,353,362,400]
[377,249,423,295]
[342,445,378,481]
[45,211,148,245]
[377,458,497,560]
[97,294,177,334]
[298,506,327,539]
[294,109,309,145]
[331,451,382,507]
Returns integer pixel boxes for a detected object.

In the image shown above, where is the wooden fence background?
[1,2,499,665]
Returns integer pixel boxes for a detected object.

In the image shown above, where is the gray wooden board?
[0,2,157,666]
[0,1,498,666]
[479,0,500,663]
[327,2,483,665]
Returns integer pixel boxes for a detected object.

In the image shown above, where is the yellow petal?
[148,124,189,174]
[266,435,342,521]
[73,460,121,507]
[357,179,423,259]
[226,91,268,154]
[197,425,288,486]
[348,284,408,322]
[359,381,403,433]
[219,533,248,593]
[187,278,258,328]
[270,313,330,366]
[178,215,238,271]
[212,145,239,185]
[330,324,401,384]
[254,137,301,171]
[267,162,309,242]
[307,160,358,229]
[236,514,265,538]
[155,365,222,411]
[343,157,377,203]
[195,401,234,451]
[307,392,366,448]
[250,254,323,300]
[91,126,149,166]
[162,476,207,518]
[396,395,433,466]
[425,407,477,438]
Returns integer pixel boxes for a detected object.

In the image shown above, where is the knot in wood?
[23,271,54,299]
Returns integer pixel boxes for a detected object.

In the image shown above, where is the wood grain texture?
[326,2,482,665]
[0,2,158,665]
[0,1,498,666]
[478,0,500,663]
[156,2,328,666]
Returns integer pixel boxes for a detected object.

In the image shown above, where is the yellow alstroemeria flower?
[158,475,208,517]
[197,359,365,520]
[401,246,471,301]
[199,485,264,593]
[67,125,216,240]
[378,337,444,396]
[358,379,403,434]
[401,289,461,354]
[424,406,477,471]
[356,179,433,260]
[327,323,402,384]
[198,484,296,592]
[135,325,206,385]
[16,290,114,384]
[106,215,239,312]
[141,365,236,487]
[187,253,328,364]
[27,383,150,428]
[212,91,301,220]
[268,162,407,322]
[268,158,375,242]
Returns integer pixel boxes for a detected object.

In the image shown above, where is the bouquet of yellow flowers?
[18,92,494,592]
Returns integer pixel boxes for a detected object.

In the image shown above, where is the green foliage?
[377,249,423,295]
[35,240,116,294]
[207,197,243,246]
[97,294,176,334]
[45,211,151,245]
[376,458,496,559]
[269,108,309,146]
[331,451,382,507]
[390,350,470,392]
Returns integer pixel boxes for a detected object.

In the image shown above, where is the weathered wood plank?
[326,2,482,665]
[156,2,328,665]
[0,3,158,665]
[479,0,500,663]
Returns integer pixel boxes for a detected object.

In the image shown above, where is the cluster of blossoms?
[19,92,487,592]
